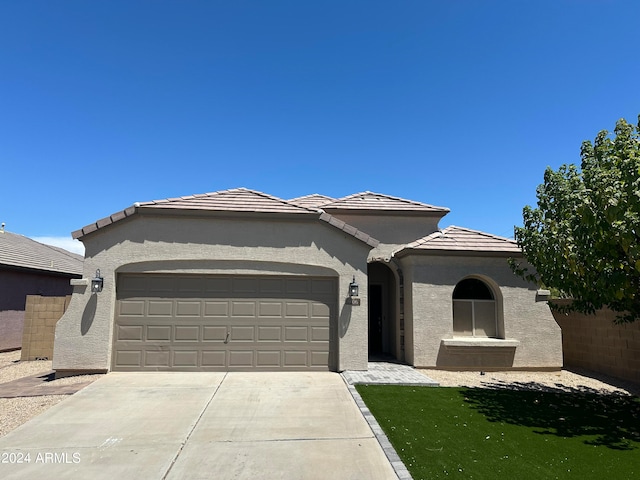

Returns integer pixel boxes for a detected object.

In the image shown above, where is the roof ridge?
[323,191,449,211]
[318,212,379,248]
[288,193,335,209]
[74,188,323,238]
[244,189,322,213]
[10,232,73,255]
[289,193,333,200]
[138,187,253,205]
[38,239,84,261]
[138,187,319,212]
[396,224,520,256]
[445,225,516,243]
[403,229,448,248]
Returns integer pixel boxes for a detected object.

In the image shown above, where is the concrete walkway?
[0,371,97,398]
[0,372,399,479]
[342,361,439,386]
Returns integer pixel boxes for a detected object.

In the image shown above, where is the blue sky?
[2,1,639,255]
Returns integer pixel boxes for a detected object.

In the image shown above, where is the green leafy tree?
[511,116,640,323]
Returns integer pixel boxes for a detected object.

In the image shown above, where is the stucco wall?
[329,213,440,245]
[53,214,372,373]
[400,254,562,370]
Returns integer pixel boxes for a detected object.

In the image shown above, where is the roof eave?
[72,205,379,248]
[135,208,327,230]
[0,262,83,277]
[321,208,450,217]
[72,206,137,239]
[394,248,522,258]
[73,205,322,239]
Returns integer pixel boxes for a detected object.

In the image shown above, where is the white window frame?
[453,298,497,338]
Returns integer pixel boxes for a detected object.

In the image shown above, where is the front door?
[368,284,383,355]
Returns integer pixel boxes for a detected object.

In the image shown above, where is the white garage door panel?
[113,275,335,371]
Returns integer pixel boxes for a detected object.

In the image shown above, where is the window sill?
[441,338,520,348]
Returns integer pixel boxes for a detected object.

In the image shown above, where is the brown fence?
[20,295,71,361]
[551,299,640,384]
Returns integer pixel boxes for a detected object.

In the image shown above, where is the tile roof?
[73,188,320,238]
[397,226,520,255]
[137,188,320,214]
[0,231,83,275]
[321,191,449,214]
[288,194,335,208]
[72,188,379,247]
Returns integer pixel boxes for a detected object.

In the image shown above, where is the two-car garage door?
[113,274,336,371]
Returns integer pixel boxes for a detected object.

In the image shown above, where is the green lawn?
[356,385,640,479]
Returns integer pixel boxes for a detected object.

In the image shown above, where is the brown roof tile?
[73,189,317,238]
[288,194,335,208]
[0,231,83,275]
[72,188,379,247]
[322,191,449,214]
[72,207,135,239]
[398,226,520,255]
[137,188,319,214]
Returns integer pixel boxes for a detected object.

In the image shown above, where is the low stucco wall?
[53,214,372,373]
[401,254,562,370]
[552,300,640,384]
[21,295,71,361]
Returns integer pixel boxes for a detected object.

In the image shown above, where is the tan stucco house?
[53,188,561,376]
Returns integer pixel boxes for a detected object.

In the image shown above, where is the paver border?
[342,378,413,480]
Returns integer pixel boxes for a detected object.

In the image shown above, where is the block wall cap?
[536,289,551,299]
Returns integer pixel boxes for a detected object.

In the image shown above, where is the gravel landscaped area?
[419,368,639,396]
[0,350,103,438]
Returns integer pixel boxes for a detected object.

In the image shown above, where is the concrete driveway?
[0,372,398,479]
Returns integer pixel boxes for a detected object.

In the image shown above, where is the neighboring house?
[53,188,561,375]
[0,230,83,351]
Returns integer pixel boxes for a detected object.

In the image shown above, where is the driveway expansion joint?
[1,370,402,479]
[161,372,229,480]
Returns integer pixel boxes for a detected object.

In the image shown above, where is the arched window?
[453,278,497,338]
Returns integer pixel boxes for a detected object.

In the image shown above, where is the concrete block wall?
[552,300,640,384]
[21,295,71,361]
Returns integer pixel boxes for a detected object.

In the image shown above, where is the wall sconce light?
[91,269,104,294]
[349,276,359,297]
